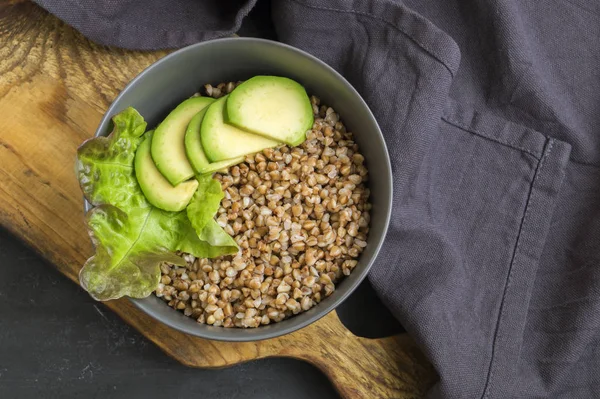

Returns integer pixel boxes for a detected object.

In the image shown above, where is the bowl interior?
[91,38,392,341]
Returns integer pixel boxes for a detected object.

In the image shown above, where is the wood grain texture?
[0,2,437,398]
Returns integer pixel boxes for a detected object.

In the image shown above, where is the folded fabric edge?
[480,137,571,398]
[31,0,259,50]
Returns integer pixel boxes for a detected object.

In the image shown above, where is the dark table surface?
[0,2,403,397]
[0,227,402,399]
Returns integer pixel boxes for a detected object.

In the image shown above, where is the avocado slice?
[136,131,198,212]
[185,108,245,175]
[201,95,279,162]
[151,96,215,186]
[226,76,313,146]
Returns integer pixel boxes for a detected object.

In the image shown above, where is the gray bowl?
[87,38,392,341]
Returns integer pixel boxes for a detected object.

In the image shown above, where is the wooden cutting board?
[0,2,437,397]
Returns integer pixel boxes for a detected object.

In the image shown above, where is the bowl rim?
[87,37,393,341]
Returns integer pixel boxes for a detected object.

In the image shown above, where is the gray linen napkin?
[34,0,600,397]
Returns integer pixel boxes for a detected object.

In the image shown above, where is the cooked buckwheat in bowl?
[80,38,391,341]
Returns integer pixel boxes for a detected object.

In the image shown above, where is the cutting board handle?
[272,312,437,398]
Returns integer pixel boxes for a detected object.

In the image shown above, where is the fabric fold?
[32,0,258,50]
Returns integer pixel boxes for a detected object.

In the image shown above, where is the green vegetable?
[200,96,279,162]
[184,107,245,175]
[77,107,148,210]
[76,108,238,301]
[186,174,224,232]
[151,97,215,185]
[197,220,239,254]
[135,131,199,212]
[81,205,193,300]
[186,175,239,255]
[181,175,238,256]
[226,76,313,146]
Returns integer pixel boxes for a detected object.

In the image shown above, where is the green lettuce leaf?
[186,175,238,256]
[186,174,224,232]
[76,108,238,301]
[81,205,187,300]
[197,219,239,255]
[82,204,236,300]
[77,107,148,210]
